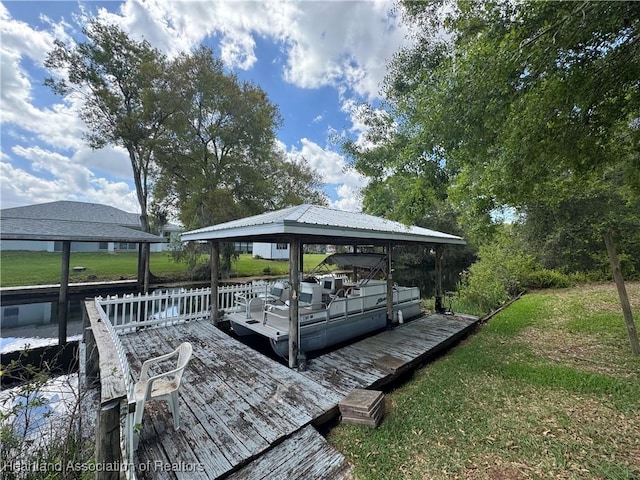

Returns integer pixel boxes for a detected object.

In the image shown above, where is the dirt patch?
[455,455,537,480]
[518,326,638,377]
[515,283,640,378]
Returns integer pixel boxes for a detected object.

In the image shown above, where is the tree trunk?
[603,231,640,355]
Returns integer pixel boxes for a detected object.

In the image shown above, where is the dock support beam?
[210,241,220,326]
[386,242,394,326]
[434,245,445,313]
[58,240,70,345]
[289,236,300,369]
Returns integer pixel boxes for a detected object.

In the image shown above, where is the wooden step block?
[339,389,385,428]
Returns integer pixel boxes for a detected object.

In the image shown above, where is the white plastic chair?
[132,342,192,450]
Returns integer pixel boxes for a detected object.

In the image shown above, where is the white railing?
[97,288,210,331]
[95,283,282,331]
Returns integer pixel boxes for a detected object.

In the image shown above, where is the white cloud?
[92,0,412,99]
[1,161,71,208]
[288,138,361,186]
[285,138,366,211]
[13,145,93,191]
[1,0,412,214]
[72,145,132,180]
[331,184,362,213]
[280,0,412,99]
[0,160,139,212]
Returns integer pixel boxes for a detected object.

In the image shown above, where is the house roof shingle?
[0,201,164,243]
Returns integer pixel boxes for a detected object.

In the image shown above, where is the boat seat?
[132,342,192,450]
[266,303,289,312]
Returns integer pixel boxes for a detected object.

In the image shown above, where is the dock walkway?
[117,313,477,479]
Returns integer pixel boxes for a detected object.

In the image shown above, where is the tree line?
[344,1,639,351]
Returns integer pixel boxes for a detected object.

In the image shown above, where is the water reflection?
[393,264,464,299]
[0,300,83,354]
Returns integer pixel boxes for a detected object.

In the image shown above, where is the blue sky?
[0,1,415,215]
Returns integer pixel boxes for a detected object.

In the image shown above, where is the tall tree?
[45,22,174,289]
[154,46,325,230]
[388,0,640,221]
[45,21,172,233]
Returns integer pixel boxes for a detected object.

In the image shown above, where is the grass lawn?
[328,282,640,479]
[0,251,328,287]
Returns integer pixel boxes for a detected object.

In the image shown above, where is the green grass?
[0,251,328,287]
[230,253,328,278]
[328,282,640,479]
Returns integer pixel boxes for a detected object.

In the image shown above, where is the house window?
[99,242,109,250]
[276,243,288,250]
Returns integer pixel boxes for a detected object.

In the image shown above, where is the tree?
[389,0,640,213]
[153,47,326,231]
[382,0,640,352]
[521,175,640,278]
[45,21,175,290]
[268,154,328,209]
[152,47,326,277]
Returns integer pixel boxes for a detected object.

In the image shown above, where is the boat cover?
[320,253,387,269]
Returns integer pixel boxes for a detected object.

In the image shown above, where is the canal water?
[0,300,84,354]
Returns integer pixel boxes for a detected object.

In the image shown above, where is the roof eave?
[181,221,465,245]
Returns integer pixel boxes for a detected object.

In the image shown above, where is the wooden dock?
[117,313,477,479]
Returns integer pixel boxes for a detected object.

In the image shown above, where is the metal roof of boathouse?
[181,204,465,245]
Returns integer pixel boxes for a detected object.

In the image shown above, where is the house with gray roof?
[0,200,178,252]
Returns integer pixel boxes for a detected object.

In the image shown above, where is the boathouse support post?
[386,242,394,326]
[58,240,71,345]
[434,245,444,313]
[210,241,220,327]
[143,243,150,294]
[136,246,144,293]
[352,245,358,282]
[289,236,300,369]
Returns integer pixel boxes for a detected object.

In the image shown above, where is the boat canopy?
[320,253,387,269]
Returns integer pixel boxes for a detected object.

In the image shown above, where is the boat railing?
[394,286,421,304]
[232,281,279,318]
[263,286,399,324]
[263,301,329,325]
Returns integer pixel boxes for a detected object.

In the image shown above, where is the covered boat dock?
[84,204,477,478]
[0,201,166,346]
[181,204,466,369]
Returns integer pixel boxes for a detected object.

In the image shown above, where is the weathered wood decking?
[118,313,477,479]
